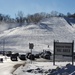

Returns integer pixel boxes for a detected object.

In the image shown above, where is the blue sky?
[0,0,75,18]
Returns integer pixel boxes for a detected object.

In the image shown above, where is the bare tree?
[50,11,59,17]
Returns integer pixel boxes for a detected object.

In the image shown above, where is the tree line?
[0,11,75,26]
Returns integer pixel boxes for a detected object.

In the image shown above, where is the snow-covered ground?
[13,61,75,75]
[0,55,72,75]
[0,55,25,75]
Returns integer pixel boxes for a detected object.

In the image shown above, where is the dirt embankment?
[12,62,26,75]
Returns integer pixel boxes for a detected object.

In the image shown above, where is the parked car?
[10,54,18,61]
[34,54,40,58]
[44,54,50,59]
[5,51,12,57]
[26,52,31,58]
[40,51,52,60]
[19,54,26,60]
[28,54,35,60]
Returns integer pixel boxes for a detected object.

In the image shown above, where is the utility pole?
[3,39,5,56]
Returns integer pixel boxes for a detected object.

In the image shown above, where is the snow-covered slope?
[0,17,75,53]
[0,22,20,32]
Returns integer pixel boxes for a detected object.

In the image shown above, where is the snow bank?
[13,61,74,75]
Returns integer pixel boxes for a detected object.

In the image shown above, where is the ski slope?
[0,17,75,53]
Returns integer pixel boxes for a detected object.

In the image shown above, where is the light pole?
[3,39,5,56]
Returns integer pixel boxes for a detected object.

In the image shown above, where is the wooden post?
[53,40,55,65]
[29,43,34,64]
[31,49,32,64]
[72,40,74,65]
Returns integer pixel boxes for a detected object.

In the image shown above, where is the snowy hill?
[0,17,75,53]
[0,22,20,32]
